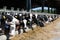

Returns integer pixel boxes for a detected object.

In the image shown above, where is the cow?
[5,14,19,36]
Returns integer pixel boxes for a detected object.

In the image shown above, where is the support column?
[26,0,31,12]
[48,6,50,13]
[42,5,44,12]
[41,1,44,12]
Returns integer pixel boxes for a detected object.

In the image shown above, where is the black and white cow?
[37,15,45,27]
[5,14,19,36]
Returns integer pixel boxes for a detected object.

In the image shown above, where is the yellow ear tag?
[3,16,6,19]
[15,16,17,18]
[28,22,30,23]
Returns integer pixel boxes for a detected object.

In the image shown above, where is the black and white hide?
[5,15,19,36]
[37,15,45,27]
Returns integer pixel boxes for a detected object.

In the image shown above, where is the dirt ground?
[11,18,60,40]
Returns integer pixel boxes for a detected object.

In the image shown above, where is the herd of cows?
[0,12,59,39]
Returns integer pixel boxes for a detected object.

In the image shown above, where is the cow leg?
[16,25,20,34]
[30,21,33,30]
[22,23,26,33]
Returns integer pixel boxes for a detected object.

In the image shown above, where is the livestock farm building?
[0,0,60,40]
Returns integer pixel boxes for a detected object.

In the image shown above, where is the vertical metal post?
[17,8,20,13]
[17,8,19,11]
[11,7,14,11]
[54,8,56,14]
[11,7,14,15]
[3,6,7,11]
[42,6,44,12]
[26,0,31,12]
[48,6,50,13]
[3,6,7,15]
[41,0,44,12]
